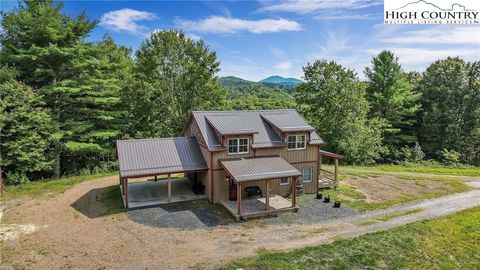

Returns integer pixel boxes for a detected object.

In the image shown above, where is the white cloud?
[175,16,302,34]
[100,8,156,34]
[314,13,379,20]
[187,33,202,41]
[258,0,382,14]
[365,47,480,68]
[270,47,287,58]
[274,60,293,70]
[383,26,480,45]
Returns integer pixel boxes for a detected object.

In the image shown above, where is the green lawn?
[1,172,116,200]
[225,207,480,270]
[345,164,480,176]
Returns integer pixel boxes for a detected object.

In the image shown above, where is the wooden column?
[124,178,129,209]
[265,180,270,211]
[291,177,297,207]
[334,158,339,189]
[236,182,242,217]
[168,173,172,202]
[317,152,322,194]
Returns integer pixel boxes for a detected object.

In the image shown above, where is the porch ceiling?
[220,156,301,182]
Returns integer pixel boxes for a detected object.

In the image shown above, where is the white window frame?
[287,135,307,150]
[303,167,313,183]
[227,138,249,155]
[279,177,289,186]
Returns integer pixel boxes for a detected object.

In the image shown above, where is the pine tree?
[364,51,421,159]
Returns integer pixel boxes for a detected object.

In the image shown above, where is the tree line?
[1,1,479,184]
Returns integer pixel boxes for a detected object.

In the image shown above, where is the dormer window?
[228,138,249,154]
[287,135,306,150]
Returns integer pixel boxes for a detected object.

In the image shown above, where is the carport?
[116,137,208,209]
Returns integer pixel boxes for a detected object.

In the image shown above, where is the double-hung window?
[228,138,249,154]
[303,167,313,183]
[287,135,306,150]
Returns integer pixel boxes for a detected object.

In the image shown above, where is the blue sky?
[1,0,479,81]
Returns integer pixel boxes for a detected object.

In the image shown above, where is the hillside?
[260,75,302,85]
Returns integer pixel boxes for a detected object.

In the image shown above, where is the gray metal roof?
[205,115,257,135]
[117,137,208,178]
[190,109,324,151]
[260,114,315,132]
[220,156,301,182]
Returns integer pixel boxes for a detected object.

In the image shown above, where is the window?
[303,167,313,183]
[280,178,289,186]
[287,135,306,150]
[228,138,249,154]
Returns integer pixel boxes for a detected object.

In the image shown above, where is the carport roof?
[117,137,208,178]
[220,156,301,182]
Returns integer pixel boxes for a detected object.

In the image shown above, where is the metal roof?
[205,115,258,135]
[260,114,315,132]
[117,137,208,178]
[220,156,301,182]
[190,109,324,151]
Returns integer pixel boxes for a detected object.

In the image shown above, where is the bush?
[402,142,425,163]
[441,149,461,165]
[4,171,29,186]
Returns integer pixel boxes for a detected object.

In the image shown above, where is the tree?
[296,60,385,164]
[54,37,134,173]
[0,68,55,180]
[130,30,227,137]
[418,57,480,164]
[364,51,421,157]
[1,0,97,177]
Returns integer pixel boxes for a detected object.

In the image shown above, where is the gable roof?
[117,137,208,178]
[220,156,301,182]
[188,109,324,151]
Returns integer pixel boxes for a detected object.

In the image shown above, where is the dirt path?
[1,177,480,269]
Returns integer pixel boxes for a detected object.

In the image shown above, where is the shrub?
[402,142,425,163]
[441,149,461,165]
[4,171,29,186]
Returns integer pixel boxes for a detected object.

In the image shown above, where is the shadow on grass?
[70,185,125,219]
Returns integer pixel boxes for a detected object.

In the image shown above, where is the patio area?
[121,177,207,209]
[220,195,297,220]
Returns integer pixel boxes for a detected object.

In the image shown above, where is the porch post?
[236,182,242,217]
[168,173,172,202]
[125,178,129,209]
[317,152,322,195]
[265,180,270,211]
[292,177,297,207]
[334,158,339,189]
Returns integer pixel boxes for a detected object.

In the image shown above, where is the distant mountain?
[219,76,256,87]
[260,76,302,85]
[219,75,301,93]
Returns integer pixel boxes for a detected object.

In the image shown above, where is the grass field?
[226,207,480,270]
[320,167,474,212]
[346,164,480,176]
[1,172,116,200]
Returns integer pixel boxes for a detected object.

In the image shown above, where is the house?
[116,109,343,220]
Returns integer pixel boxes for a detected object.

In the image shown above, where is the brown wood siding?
[184,117,206,146]
[255,144,317,163]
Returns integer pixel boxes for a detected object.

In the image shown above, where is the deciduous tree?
[296,60,385,164]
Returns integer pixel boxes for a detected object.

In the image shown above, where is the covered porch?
[220,155,301,220]
[317,150,344,190]
[120,177,208,209]
[116,137,209,209]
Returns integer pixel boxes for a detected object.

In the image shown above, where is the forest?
[1,0,479,185]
